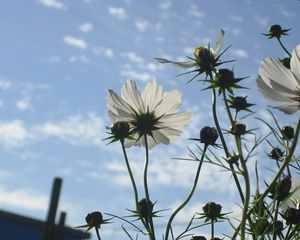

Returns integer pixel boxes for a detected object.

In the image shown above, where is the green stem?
[121,140,139,209]
[232,115,300,239]
[213,89,244,203]
[95,227,101,240]
[277,38,291,57]
[211,220,215,240]
[236,136,250,240]
[164,145,207,240]
[143,135,155,240]
[272,200,280,240]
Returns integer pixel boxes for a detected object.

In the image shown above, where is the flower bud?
[200,126,219,145]
[230,123,246,136]
[229,96,253,112]
[270,176,291,201]
[216,69,235,89]
[268,147,284,160]
[138,198,153,220]
[271,220,284,235]
[85,211,103,227]
[202,202,222,221]
[190,236,207,240]
[111,121,130,139]
[284,207,300,225]
[281,126,294,140]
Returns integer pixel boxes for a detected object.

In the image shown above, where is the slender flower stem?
[143,135,155,240]
[164,145,207,240]
[277,38,291,57]
[232,115,300,239]
[236,136,250,240]
[121,140,139,209]
[212,89,244,203]
[95,228,101,240]
[272,200,280,240]
[211,220,215,240]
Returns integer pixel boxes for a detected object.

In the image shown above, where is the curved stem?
[143,135,155,240]
[277,38,291,57]
[121,140,139,209]
[164,145,207,240]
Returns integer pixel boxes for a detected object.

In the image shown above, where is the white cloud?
[229,15,243,22]
[281,9,295,17]
[0,185,48,211]
[63,36,87,50]
[121,52,144,64]
[231,49,248,59]
[0,79,11,91]
[37,0,66,10]
[158,1,172,10]
[120,69,154,82]
[69,55,90,63]
[16,98,32,111]
[36,113,105,146]
[46,55,62,63]
[108,6,128,20]
[0,120,32,148]
[189,4,205,18]
[135,19,149,32]
[79,22,94,33]
[92,47,114,58]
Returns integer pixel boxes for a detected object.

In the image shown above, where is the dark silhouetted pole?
[56,211,66,240]
[43,177,62,240]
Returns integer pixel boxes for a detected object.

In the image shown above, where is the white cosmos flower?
[281,179,300,210]
[155,29,225,76]
[256,44,300,114]
[106,80,192,148]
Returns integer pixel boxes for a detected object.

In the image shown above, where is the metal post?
[56,212,66,240]
[43,177,62,240]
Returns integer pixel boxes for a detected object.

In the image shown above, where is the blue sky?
[0,0,300,239]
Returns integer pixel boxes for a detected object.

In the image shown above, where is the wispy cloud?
[0,120,32,148]
[121,52,144,64]
[63,36,87,50]
[79,22,94,33]
[92,47,115,58]
[230,49,248,59]
[15,98,33,111]
[69,55,90,63]
[135,19,149,32]
[120,69,154,82]
[37,0,66,10]
[108,6,128,20]
[35,113,105,146]
[0,185,48,211]
[0,79,12,91]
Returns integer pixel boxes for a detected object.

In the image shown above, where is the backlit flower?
[106,80,191,148]
[155,29,226,81]
[256,44,300,114]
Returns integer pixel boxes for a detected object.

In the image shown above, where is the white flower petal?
[121,80,145,114]
[257,75,297,102]
[155,58,197,68]
[152,130,170,145]
[158,112,192,129]
[106,90,135,120]
[141,80,163,112]
[259,58,298,90]
[213,29,225,56]
[155,90,182,116]
[274,103,300,114]
[291,44,300,83]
